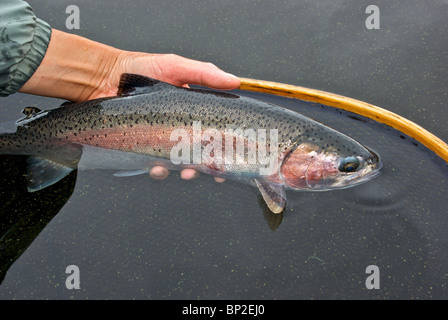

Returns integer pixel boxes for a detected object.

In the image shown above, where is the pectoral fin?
[254,179,286,214]
[113,169,150,177]
[27,156,75,192]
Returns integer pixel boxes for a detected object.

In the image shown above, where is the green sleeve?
[0,0,52,96]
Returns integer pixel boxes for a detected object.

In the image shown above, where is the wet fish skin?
[0,74,382,213]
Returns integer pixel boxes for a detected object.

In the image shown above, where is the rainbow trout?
[0,74,381,213]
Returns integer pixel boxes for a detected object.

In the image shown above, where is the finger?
[160,55,241,90]
[180,168,199,180]
[193,66,241,90]
[214,177,226,183]
[150,166,169,180]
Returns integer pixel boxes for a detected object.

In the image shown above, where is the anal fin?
[27,156,74,192]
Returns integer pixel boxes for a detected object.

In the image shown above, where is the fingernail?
[224,72,239,80]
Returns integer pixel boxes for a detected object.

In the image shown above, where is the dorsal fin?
[117,73,175,96]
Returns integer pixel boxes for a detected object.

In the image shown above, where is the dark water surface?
[0,0,447,299]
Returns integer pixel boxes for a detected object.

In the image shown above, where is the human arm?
[19,29,240,102]
[0,1,239,101]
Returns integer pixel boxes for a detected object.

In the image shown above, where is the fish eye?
[339,156,360,173]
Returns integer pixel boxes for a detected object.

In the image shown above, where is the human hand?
[89,52,240,100]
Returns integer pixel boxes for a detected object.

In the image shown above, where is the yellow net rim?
[238,77,448,164]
